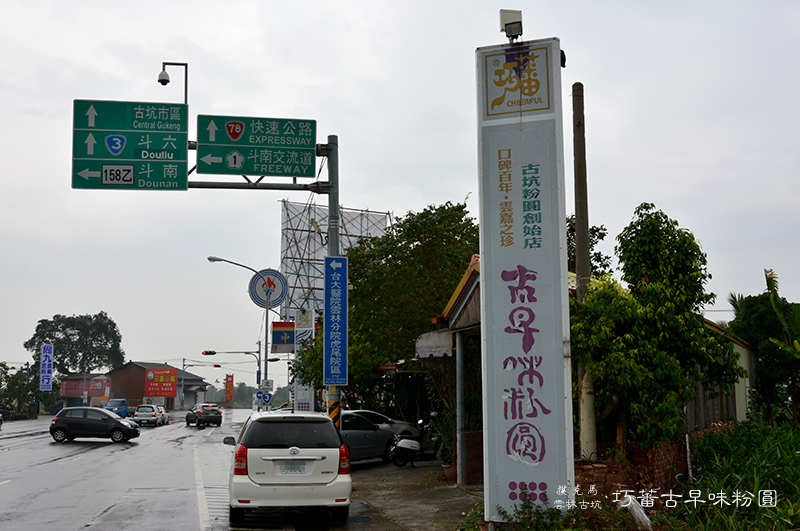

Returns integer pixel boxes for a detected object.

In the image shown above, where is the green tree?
[23,311,125,376]
[763,269,800,423]
[728,290,795,423]
[293,202,479,409]
[571,276,695,446]
[566,214,612,278]
[572,203,743,447]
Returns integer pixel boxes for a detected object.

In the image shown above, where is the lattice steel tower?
[279,199,391,321]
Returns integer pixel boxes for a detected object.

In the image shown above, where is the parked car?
[340,411,396,462]
[346,409,420,437]
[50,406,140,443]
[133,404,160,427]
[156,405,169,426]
[186,403,222,427]
[223,411,351,524]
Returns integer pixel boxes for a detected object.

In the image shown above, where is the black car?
[50,407,140,443]
[186,403,222,427]
[340,411,396,462]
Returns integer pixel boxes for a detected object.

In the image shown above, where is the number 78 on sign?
[196,114,316,177]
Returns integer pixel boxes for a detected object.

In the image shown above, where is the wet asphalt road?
[0,410,482,531]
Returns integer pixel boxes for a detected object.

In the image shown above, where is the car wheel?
[52,428,68,443]
[110,429,125,443]
[381,440,393,463]
[331,505,350,523]
[216,422,221,427]
[229,507,245,524]
[186,418,191,426]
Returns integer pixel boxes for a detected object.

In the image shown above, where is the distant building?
[105,361,210,411]
[58,373,112,408]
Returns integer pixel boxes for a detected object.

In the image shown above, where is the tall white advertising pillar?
[476,37,574,522]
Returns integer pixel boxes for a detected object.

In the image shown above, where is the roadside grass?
[458,421,800,531]
[678,420,800,531]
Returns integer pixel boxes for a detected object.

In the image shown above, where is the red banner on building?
[60,378,110,397]
[145,368,177,397]
[225,374,234,402]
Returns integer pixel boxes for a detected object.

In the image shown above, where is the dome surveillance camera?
[157,70,170,86]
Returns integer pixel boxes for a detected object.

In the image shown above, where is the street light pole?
[207,256,275,399]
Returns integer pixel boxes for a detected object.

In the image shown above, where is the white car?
[346,409,420,437]
[223,411,352,524]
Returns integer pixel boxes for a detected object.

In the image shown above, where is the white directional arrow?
[85,133,96,155]
[206,120,218,142]
[78,168,101,180]
[85,105,98,127]
[201,154,222,165]
[330,260,343,270]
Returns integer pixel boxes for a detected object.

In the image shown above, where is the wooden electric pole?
[573,82,596,461]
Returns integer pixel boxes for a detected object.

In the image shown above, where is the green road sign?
[72,99,189,191]
[197,115,316,177]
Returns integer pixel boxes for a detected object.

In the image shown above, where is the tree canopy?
[23,311,125,375]
[292,202,479,407]
[728,289,796,422]
[571,203,743,446]
[566,214,612,278]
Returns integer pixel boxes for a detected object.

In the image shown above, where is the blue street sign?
[40,344,54,391]
[323,257,348,386]
[263,392,273,405]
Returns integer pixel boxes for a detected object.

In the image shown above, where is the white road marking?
[194,446,210,528]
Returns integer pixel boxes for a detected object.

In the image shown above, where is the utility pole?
[573,81,596,461]
[317,135,342,429]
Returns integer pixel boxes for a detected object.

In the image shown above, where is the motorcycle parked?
[389,415,442,467]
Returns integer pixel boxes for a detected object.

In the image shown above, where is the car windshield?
[137,406,155,412]
[106,399,124,407]
[105,410,122,419]
[241,418,340,449]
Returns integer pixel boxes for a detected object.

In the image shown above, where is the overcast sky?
[2,1,798,392]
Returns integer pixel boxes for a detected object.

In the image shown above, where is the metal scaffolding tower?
[279,199,391,321]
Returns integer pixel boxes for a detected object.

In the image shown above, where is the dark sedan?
[186,403,222,427]
[50,407,140,443]
[341,411,395,462]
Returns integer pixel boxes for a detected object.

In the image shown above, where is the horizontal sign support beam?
[187,180,332,194]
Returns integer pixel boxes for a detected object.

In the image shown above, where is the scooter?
[389,417,442,467]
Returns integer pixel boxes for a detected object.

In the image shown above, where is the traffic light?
[202,350,216,356]
[211,364,222,368]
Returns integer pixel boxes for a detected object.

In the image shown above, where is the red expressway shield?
[226,121,245,141]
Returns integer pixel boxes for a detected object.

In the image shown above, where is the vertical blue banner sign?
[40,344,54,391]
[324,257,348,386]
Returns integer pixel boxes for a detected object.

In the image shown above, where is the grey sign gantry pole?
[316,136,342,428]
[190,134,341,425]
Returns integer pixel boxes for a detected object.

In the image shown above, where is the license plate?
[281,462,306,474]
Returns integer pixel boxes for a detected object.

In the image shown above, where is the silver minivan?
[223,411,352,524]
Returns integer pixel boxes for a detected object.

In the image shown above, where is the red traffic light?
[202,350,216,356]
